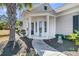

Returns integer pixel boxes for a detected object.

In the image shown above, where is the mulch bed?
[44,39,79,56]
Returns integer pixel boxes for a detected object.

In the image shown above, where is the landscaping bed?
[44,39,79,56]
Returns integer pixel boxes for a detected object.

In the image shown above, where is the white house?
[22,3,79,40]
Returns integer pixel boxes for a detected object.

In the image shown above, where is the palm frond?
[28,3,32,11]
[0,3,6,7]
[16,3,24,11]
[16,3,32,11]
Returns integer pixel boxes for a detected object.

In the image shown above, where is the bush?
[66,30,79,45]
[0,23,3,30]
[66,33,78,41]
[15,20,23,34]
[16,20,23,28]
[0,22,9,30]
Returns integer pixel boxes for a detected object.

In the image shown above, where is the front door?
[39,21,42,36]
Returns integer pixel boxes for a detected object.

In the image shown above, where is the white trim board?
[56,4,79,13]
[56,5,79,17]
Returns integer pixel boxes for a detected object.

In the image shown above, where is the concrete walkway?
[32,40,67,56]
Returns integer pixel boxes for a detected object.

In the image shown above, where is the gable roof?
[31,3,56,13]
[22,3,56,15]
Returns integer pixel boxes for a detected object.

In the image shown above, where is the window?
[36,22,37,32]
[44,6,47,10]
[73,15,79,32]
[44,21,47,32]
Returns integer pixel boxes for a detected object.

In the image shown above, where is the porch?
[23,13,56,40]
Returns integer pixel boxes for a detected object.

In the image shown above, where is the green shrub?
[16,20,23,33]
[66,30,79,45]
[0,21,9,30]
[66,33,78,41]
[16,20,23,28]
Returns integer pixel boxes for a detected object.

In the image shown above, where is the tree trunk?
[7,3,16,41]
[7,3,16,49]
[1,4,17,56]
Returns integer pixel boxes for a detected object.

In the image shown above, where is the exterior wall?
[49,16,56,38]
[56,12,78,35]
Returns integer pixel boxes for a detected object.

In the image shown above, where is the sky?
[0,3,64,18]
[50,3,64,10]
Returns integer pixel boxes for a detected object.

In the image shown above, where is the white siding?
[32,4,54,13]
[49,16,56,38]
[56,12,78,35]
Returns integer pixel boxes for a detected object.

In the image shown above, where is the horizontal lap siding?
[49,16,56,38]
[56,13,77,35]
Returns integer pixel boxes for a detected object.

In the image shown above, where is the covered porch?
[25,13,56,39]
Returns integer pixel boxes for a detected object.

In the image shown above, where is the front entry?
[30,21,47,37]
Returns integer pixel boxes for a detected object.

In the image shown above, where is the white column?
[47,15,49,38]
[34,22,35,36]
[29,16,31,38]
[42,21,44,37]
[37,21,39,36]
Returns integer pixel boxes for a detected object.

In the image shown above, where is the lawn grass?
[0,30,9,36]
[0,30,9,42]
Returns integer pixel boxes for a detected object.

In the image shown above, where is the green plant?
[16,20,22,27]
[75,40,79,45]
[66,33,78,41]
[66,30,79,45]
[0,23,3,30]
[0,21,9,30]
